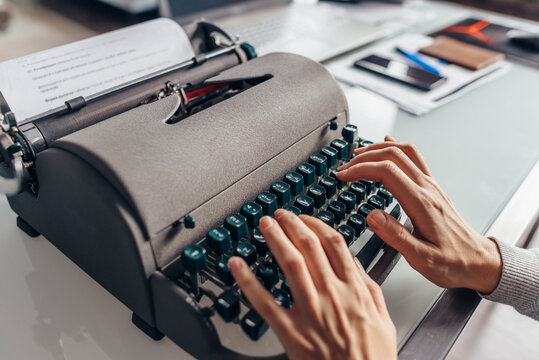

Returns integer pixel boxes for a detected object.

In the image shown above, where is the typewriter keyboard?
[177,124,403,342]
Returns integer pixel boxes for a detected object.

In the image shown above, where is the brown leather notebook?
[419,35,505,70]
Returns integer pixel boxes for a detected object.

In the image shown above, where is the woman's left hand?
[229,209,397,360]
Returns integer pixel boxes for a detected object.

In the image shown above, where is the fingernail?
[274,209,287,219]
[228,257,243,272]
[368,210,387,230]
[259,216,273,230]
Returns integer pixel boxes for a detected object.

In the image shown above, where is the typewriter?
[0,21,408,359]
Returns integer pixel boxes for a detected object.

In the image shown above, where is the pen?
[395,47,440,75]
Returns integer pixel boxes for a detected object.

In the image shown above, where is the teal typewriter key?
[308,153,328,176]
[184,215,196,228]
[338,190,357,213]
[329,169,346,190]
[358,203,375,219]
[256,192,278,216]
[256,261,279,290]
[307,185,326,209]
[283,172,304,196]
[330,139,348,160]
[251,230,268,256]
[359,139,374,148]
[206,226,232,255]
[272,289,291,309]
[270,181,291,206]
[320,146,338,167]
[359,179,375,194]
[215,290,240,322]
[338,224,356,246]
[241,201,263,228]
[217,257,234,286]
[342,124,359,145]
[285,205,301,216]
[241,309,269,341]
[182,244,207,274]
[240,42,257,60]
[296,162,316,186]
[327,201,346,224]
[320,175,337,198]
[347,214,366,236]
[367,194,385,210]
[317,210,335,228]
[377,187,393,206]
[349,182,367,202]
[234,242,257,265]
[224,213,249,242]
[294,195,314,216]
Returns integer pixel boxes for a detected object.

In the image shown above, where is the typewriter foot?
[132,313,164,341]
[16,216,40,238]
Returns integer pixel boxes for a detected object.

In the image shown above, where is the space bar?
[356,234,384,269]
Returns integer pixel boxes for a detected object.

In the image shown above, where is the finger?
[299,215,358,283]
[354,258,388,315]
[336,161,423,220]
[385,135,396,142]
[275,210,336,289]
[354,141,431,176]
[338,147,426,185]
[258,216,319,307]
[229,257,290,330]
[366,210,431,263]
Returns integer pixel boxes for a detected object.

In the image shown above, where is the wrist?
[471,236,503,294]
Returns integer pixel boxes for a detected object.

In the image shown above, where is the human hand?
[337,136,502,294]
[229,209,397,360]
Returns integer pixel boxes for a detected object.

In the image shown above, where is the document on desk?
[0,18,195,124]
[327,34,511,116]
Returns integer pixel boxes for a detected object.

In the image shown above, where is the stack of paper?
[327,34,511,116]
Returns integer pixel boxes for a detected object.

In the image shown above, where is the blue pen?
[395,47,440,75]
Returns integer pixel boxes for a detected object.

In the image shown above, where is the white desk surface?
[1,1,539,359]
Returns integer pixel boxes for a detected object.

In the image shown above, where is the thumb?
[366,210,427,260]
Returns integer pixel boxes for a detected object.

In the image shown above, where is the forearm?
[479,238,539,320]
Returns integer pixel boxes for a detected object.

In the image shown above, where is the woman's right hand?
[336,136,502,294]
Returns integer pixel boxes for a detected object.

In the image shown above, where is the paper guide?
[0,18,195,124]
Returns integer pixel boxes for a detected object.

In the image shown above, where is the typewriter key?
[234,242,257,265]
[241,202,263,228]
[308,153,328,176]
[320,146,338,167]
[367,194,385,210]
[241,309,269,341]
[349,182,367,202]
[296,162,316,186]
[338,191,357,213]
[358,203,375,219]
[215,290,240,322]
[320,175,338,198]
[224,213,249,242]
[206,226,232,256]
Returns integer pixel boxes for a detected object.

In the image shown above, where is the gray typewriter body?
[0,22,404,360]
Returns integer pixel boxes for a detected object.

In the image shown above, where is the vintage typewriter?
[0,21,408,359]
